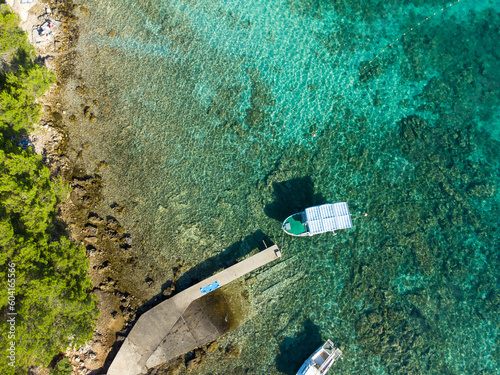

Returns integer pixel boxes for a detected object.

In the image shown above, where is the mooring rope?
[317,0,466,129]
[359,0,464,76]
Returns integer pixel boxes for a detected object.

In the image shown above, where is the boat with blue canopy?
[282,202,352,236]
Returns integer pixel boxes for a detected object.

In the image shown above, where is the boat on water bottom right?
[296,340,342,375]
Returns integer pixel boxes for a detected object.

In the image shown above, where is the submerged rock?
[76,85,86,95]
[225,342,241,358]
[84,224,98,236]
[185,349,206,371]
[88,212,105,226]
[466,181,495,198]
[162,285,175,297]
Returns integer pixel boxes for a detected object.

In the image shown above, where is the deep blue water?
[71,0,499,373]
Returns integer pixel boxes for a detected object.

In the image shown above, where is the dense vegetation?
[0,5,98,373]
[49,357,73,375]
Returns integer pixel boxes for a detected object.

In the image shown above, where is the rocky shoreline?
[8,1,144,373]
[10,2,239,374]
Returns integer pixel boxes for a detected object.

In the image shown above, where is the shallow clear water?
[70,0,499,373]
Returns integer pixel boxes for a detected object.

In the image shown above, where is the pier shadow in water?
[175,229,274,292]
[96,231,275,374]
[132,229,273,316]
[275,319,323,375]
[264,177,326,222]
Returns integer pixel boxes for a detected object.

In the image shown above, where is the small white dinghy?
[296,340,342,375]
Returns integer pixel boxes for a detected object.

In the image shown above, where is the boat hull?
[296,340,342,375]
[281,213,309,236]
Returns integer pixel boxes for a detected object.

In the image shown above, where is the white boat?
[296,340,342,375]
[282,202,352,236]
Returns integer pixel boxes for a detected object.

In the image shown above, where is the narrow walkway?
[108,245,281,375]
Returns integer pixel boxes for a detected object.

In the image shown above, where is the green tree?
[0,4,98,374]
[50,358,73,375]
[0,6,31,55]
[0,64,56,133]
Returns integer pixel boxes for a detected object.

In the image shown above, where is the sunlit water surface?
[70,0,499,373]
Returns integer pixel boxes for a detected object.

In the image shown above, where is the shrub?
[0,5,98,374]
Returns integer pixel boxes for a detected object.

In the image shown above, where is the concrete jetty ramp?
[108,245,281,375]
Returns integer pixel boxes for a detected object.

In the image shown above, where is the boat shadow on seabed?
[264,177,327,222]
[275,319,324,375]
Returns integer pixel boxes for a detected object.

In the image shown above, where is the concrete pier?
[108,245,281,375]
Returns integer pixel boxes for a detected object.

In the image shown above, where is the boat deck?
[283,213,307,235]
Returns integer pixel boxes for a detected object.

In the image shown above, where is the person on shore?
[40,20,56,38]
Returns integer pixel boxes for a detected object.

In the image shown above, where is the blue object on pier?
[200,281,220,294]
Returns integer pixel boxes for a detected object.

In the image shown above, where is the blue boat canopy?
[305,202,352,235]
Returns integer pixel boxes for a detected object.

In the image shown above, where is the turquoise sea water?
[69,0,499,373]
